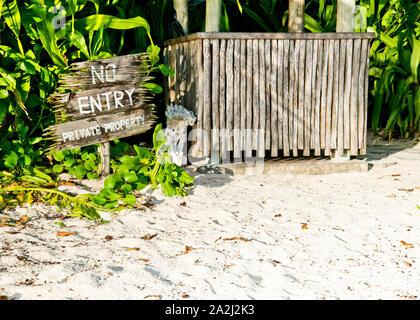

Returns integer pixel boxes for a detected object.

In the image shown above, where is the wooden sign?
[45,53,156,152]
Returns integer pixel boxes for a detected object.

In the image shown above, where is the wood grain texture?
[350,38,361,155]
[291,40,299,157]
[203,39,212,157]
[313,40,322,156]
[252,39,259,151]
[265,39,271,150]
[297,39,306,152]
[240,40,246,153]
[359,39,369,154]
[320,40,328,150]
[165,32,376,46]
[343,39,353,150]
[363,39,370,155]
[212,39,220,155]
[219,39,227,160]
[234,39,241,159]
[258,40,266,158]
[282,40,290,157]
[245,39,253,159]
[271,39,278,157]
[196,40,204,156]
[226,39,234,151]
[164,34,374,160]
[329,40,339,155]
[304,39,313,156]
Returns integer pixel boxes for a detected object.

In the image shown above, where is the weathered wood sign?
[45,53,156,152]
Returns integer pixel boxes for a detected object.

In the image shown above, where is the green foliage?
[0,1,187,223]
[365,0,420,138]
[53,146,100,179]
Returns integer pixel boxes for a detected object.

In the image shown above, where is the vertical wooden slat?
[277,40,284,156]
[226,39,234,152]
[234,39,241,160]
[176,43,180,103]
[298,39,306,152]
[320,40,328,150]
[329,40,339,155]
[252,40,259,151]
[258,40,266,158]
[212,39,220,159]
[245,39,253,159]
[167,45,174,104]
[350,39,361,155]
[304,39,313,156]
[283,40,290,157]
[240,40,246,152]
[292,40,299,157]
[337,40,346,156]
[203,39,211,158]
[313,40,322,156]
[196,40,204,157]
[343,39,353,151]
[271,39,278,157]
[219,39,226,160]
[358,39,369,155]
[265,40,271,150]
[363,39,370,155]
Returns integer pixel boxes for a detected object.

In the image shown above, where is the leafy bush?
[0,1,193,221]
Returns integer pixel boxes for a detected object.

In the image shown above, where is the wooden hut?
[164,1,375,162]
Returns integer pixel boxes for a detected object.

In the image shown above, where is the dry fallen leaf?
[181,245,197,255]
[137,258,149,262]
[218,237,251,242]
[180,202,187,207]
[141,233,157,240]
[386,194,397,198]
[19,215,30,224]
[301,223,308,230]
[399,188,414,192]
[392,174,401,177]
[400,241,413,247]
[402,260,412,267]
[57,232,75,237]
[274,214,282,218]
[394,178,400,181]
[125,248,139,251]
[60,181,76,186]
[105,236,113,241]
[182,294,190,299]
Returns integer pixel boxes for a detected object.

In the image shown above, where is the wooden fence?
[164,32,376,160]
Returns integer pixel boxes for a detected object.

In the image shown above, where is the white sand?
[1,135,419,300]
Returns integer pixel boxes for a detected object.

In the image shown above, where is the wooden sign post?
[45,53,156,176]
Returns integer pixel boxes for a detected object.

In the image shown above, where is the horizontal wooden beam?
[164,32,376,46]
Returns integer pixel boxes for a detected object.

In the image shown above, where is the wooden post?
[205,0,222,164]
[174,0,188,33]
[288,0,305,33]
[332,0,355,161]
[206,0,222,32]
[100,143,110,176]
[337,0,355,32]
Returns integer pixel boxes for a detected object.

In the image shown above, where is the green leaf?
[104,174,123,189]
[4,151,18,169]
[152,124,165,153]
[53,164,64,174]
[75,165,87,179]
[53,151,65,162]
[123,194,136,205]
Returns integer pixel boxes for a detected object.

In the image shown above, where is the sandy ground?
[0,134,419,300]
